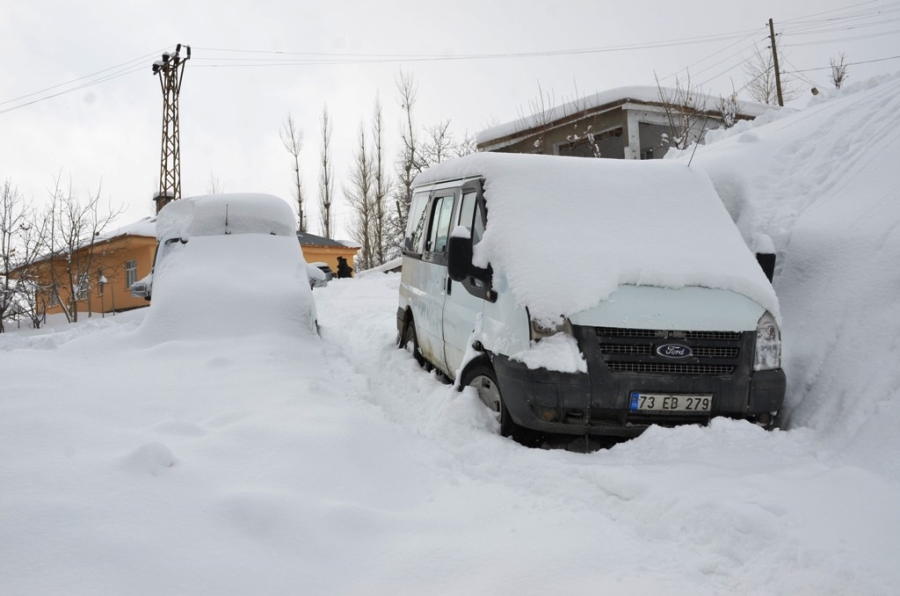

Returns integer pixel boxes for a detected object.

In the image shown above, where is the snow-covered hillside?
[682,73,900,479]
[1,75,899,595]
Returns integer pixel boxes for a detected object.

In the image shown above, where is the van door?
[412,191,457,372]
[442,188,487,374]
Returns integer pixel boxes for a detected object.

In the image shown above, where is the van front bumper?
[492,354,786,437]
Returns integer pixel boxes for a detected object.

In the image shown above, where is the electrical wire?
[0,62,151,116]
[0,46,174,108]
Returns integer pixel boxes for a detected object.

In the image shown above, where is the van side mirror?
[756,252,776,282]
[447,234,472,282]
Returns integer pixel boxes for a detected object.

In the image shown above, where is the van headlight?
[528,314,572,341]
[753,311,782,371]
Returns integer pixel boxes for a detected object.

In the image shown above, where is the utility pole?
[768,19,784,107]
[152,44,191,214]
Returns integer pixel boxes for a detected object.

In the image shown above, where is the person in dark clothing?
[336,256,353,278]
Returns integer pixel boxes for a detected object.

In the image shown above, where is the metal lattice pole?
[152,44,190,214]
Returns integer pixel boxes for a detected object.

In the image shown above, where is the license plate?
[629,392,712,413]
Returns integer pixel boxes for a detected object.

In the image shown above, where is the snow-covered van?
[397,153,785,442]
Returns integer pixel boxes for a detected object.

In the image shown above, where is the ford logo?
[656,344,693,359]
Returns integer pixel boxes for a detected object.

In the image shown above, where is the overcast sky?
[2,0,898,238]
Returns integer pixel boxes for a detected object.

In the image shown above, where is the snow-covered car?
[310,262,335,282]
[135,193,318,338]
[398,152,785,443]
[306,263,328,289]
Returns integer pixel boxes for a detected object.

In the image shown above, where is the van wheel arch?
[459,358,537,445]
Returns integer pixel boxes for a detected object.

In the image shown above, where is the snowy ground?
[0,273,897,595]
[3,74,900,595]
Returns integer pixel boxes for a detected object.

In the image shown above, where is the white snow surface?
[510,332,587,373]
[155,193,297,241]
[2,76,900,595]
[415,152,779,326]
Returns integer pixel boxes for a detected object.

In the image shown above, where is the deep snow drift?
[679,73,900,479]
[1,75,900,595]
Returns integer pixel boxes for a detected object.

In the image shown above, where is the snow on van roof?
[414,152,779,325]
[156,193,296,240]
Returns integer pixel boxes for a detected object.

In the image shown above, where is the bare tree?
[206,172,222,195]
[371,96,391,265]
[743,44,797,105]
[387,69,423,256]
[455,131,478,157]
[40,175,124,323]
[0,181,37,332]
[717,83,741,130]
[280,114,307,232]
[514,82,558,151]
[318,105,335,239]
[346,123,375,270]
[420,121,455,167]
[655,72,711,150]
[830,53,850,90]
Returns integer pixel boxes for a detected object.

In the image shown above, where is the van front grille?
[605,362,735,375]
[594,326,744,377]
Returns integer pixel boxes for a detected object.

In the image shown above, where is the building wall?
[301,244,360,273]
[495,109,628,157]
[38,235,157,316]
[481,102,732,161]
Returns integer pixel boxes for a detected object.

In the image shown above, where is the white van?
[397,153,785,442]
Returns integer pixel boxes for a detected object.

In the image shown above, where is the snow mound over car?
[155,193,297,240]
[682,72,900,476]
[415,153,778,325]
[138,234,316,341]
[138,193,317,341]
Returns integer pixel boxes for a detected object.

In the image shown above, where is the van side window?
[405,191,430,254]
[426,195,455,254]
[458,191,485,246]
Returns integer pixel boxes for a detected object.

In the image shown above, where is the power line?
[0,63,150,116]
[0,46,173,108]
[781,0,900,25]
[786,53,900,72]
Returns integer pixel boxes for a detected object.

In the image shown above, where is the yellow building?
[21,217,158,318]
[16,219,360,322]
[297,232,360,275]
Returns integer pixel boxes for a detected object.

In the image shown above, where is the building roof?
[96,216,157,242]
[297,231,356,249]
[477,85,776,147]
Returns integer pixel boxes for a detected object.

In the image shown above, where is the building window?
[98,269,106,296]
[76,274,89,301]
[50,283,59,307]
[125,260,137,289]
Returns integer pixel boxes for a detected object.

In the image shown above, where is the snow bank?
[682,72,900,476]
[415,152,778,325]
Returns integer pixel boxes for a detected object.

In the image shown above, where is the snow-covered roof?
[95,216,157,243]
[297,231,351,248]
[414,152,779,324]
[156,193,296,241]
[477,85,775,146]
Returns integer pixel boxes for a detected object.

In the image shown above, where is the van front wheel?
[462,362,535,444]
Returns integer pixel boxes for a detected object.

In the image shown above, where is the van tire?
[402,318,431,371]
[461,361,536,445]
